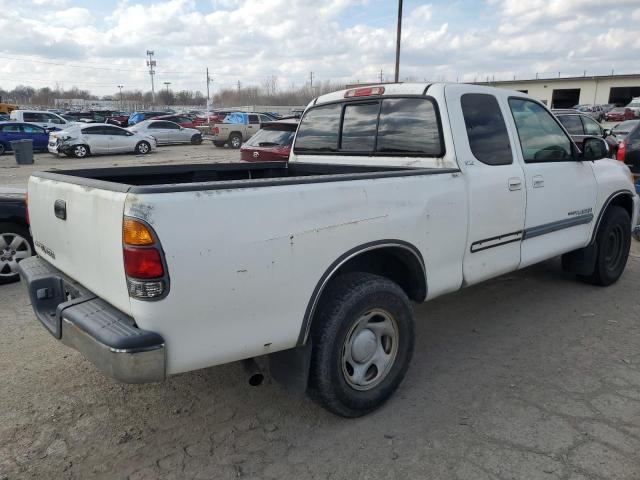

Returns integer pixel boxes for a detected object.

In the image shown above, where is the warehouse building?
[476,73,640,108]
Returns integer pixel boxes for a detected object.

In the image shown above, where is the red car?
[193,112,229,127]
[605,107,636,122]
[240,120,298,162]
[150,114,196,129]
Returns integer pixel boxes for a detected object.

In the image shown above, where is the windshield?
[244,127,295,147]
[612,120,639,139]
[627,103,640,108]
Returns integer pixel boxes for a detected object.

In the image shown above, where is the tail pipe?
[242,358,264,386]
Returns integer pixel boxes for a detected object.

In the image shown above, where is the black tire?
[0,143,6,155]
[72,144,89,158]
[212,141,225,148]
[135,141,151,155]
[191,134,203,145]
[308,272,414,417]
[229,133,242,149]
[579,206,631,286]
[0,223,33,285]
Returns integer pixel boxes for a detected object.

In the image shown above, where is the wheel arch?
[591,189,635,244]
[296,240,427,346]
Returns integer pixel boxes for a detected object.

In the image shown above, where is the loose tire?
[579,206,631,286]
[135,141,151,155]
[191,134,203,145]
[308,272,414,417]
[0,223,33,285]
[229,133,242,149]
[72,144,89,158]
[212,141,225,148]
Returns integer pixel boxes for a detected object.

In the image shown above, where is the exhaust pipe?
[242,358,264,386]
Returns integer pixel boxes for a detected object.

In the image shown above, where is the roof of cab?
[313,83,432,106]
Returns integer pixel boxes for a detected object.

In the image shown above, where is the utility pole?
[394,0,403,83]
[380,69,384,83]
[237,80,241,92]
[117,85,124,111]
[146,50,156,105]
[206,68,212,116]
[309,71,314,90]
[164,82,171,106]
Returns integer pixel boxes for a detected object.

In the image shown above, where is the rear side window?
[461,94,512,165]
[295,97,442,156]
[23,112,40,122]
[556,115,584,135]
[249,114,260,124]
[294,103,341,152]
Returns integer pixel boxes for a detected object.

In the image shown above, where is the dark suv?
[553,109,617,157]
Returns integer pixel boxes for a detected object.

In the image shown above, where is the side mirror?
[581,137,609,161]
[603,128,612,137]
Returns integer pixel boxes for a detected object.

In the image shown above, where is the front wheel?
[72,144,89,158]
[135,141,151,155]
[308,272,414,417]
[579,206,631,286]
[190,134,203,145]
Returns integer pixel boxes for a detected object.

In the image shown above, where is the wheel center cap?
[351,329,377,363]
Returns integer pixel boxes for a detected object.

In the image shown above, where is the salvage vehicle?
[0,123,50,154]
[605,107,636,122]
[128,120,202,145]
[20,83,638,417]
[10,110,73,130]
[148,114,197,129]
[0,188,32,285]
[553,109,617,157]
[48,123,156,158]
[240,119,298,162]
[615,120,640,173]
[209,112,274,148]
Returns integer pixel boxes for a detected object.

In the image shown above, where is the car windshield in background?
[612,120,640,139]
[294,97,442,156]
[244,127,295,147]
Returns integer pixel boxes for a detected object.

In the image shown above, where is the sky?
[1,0,639,97]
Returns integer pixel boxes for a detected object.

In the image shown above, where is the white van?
[9,110,73,130]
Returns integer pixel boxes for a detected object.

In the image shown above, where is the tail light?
[344,86,385,98]
[617,141,627,162]
[213,127,219,135]
[123,217,168,300]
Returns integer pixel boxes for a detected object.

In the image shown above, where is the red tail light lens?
[213,127,219,135]
[123,247,164,279]
[344,86,385,98]
[617,141,627,161]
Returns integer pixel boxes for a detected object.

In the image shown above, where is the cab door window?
[508,98,573,162]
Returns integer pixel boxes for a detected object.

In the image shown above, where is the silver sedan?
[128,120,203,145]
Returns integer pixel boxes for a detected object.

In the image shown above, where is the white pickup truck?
[20,83,638,417]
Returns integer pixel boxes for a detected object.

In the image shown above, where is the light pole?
[394,0,403,83]
[146,50,156,105]
[164,82,171,107]
[117,85,123,111]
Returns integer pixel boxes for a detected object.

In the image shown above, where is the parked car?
[209,112,274,148]
[0,122,50,154]
[148,114,196,129]
[128,120,202,145]
[48,123,156,158]
[20,83,636,418]
[573,104,606,121]
[128,111,168,126]
[625,98,640,118]
[553,109,617,157]
[9,110,73,130]
[240,119,298,161]
[0,114,9,121]
[193,112,229,127]
[0,188,32,285]
[62,111,96,123]
[614,120,640,172]
[106,112,130,127]
[604,107,635,122]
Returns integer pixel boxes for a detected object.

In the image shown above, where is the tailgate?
[27,176,131,315]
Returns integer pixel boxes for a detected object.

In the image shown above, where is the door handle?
[532,175,544,188]
[508,177,522,191]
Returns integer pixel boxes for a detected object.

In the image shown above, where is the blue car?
[127,111,167,126]
[0,122,50,154]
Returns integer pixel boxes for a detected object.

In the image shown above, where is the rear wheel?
[308,272,414,417]
[135,141,151,155]
[190,134,203,145]
[578,206,631,286]
[229,133,242,149]
[212,141,225,148]
[0,143,5,155]
[72,144,89,158]
[0,223,33,285]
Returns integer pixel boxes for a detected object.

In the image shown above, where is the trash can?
[10,139,34,165]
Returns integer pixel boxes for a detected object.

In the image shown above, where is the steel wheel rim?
[75,145,87,157]
[341,308,399,391]
[604,224,624,271]
[0,232,31,278]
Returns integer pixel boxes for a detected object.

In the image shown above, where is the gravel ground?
[1,144,640,479]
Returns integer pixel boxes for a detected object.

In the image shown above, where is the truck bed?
[33,162,458,194]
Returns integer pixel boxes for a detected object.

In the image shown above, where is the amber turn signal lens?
[123,218,155,245]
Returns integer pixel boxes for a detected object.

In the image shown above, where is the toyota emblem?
[253,151,259,158]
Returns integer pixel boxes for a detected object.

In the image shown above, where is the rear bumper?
[18,256,165,383]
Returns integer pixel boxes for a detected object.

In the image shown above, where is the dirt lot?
[1,145,640,479]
